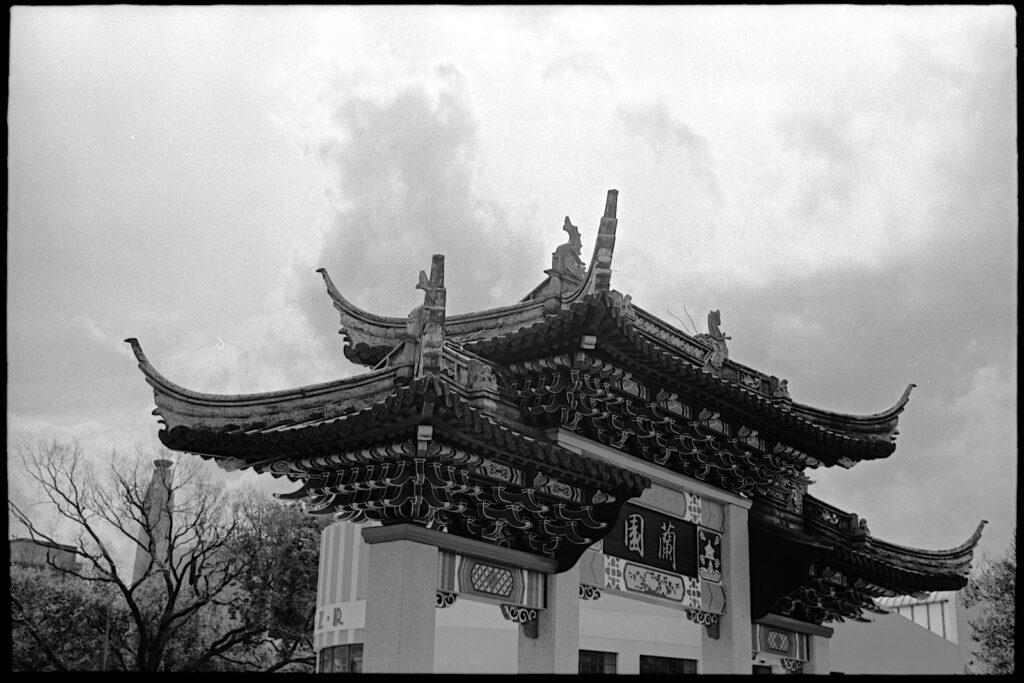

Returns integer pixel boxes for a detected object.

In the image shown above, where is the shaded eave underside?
[752,512,985,594]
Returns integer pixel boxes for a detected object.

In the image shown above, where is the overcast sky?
[8,6,1016,567]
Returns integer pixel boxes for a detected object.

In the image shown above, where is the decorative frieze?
[685,608,720,626]
[534,472,582,502]
[603,555,702,608]
[435,591,457,608]
[579,584,602,600]
[500,604,538,624]
[633,312,708,360]
[475,457,523,485]
[781,658,804,673]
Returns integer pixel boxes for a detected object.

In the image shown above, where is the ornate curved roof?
[125,338,400,432]
[317,191,622,368]
[127,338,646,494]
[127,188,983,620]
[313,190,912,466]
[460,292,913,467]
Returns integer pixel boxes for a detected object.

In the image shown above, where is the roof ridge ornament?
[527,190,620,310]
[552,217,585,283]
[415,254,447,379]
[589,189,619,294]
[395,255,447,384]
[695,309,730,370]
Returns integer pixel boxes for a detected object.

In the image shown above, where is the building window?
[318,643,363,673]
[579,649,617,674]
[639,654,698,674]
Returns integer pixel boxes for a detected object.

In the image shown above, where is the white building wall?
[315,520,703,673]
[580,592,702,673]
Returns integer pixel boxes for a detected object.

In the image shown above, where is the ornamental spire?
[415,254,446,378]
[590,189,619,293]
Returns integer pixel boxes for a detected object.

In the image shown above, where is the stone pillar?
[803,634,832,674]
[518,563,580,674]
[361,528,439,673]
[701,502,752,674]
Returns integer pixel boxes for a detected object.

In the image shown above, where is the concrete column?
[803,634,832,674]
[701,502,752,674]
[518,563,580,674]
[361,533,439,673]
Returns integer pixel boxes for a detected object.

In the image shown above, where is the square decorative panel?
[697,527,722,584]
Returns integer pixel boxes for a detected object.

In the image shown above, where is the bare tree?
[8,439,322,672]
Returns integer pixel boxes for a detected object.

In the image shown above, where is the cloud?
[541,51,611,82]
[616,101,721,202]
[289,58,548,354]
[76,314,132,356]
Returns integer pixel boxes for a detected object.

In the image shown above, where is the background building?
[10,538,83,573]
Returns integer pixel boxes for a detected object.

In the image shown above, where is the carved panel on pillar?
[437,551,545,609]
[579,584,601,600]
[435,591,457,608]
[697,527,723,583]
[752,624,809,664]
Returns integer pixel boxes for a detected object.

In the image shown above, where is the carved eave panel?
[277,434,641,572]
[264,381,650,572]
[505,351,815,504]
[462,293,911,467]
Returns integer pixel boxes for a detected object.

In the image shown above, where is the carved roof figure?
[551,216,585,282]
[695,309,731,370]
[128,188,982,624]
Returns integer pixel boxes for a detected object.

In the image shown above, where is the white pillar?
[803,634,832,674]
[518,563,580,673]
[701,502,752,674]
[361,532,438,673]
